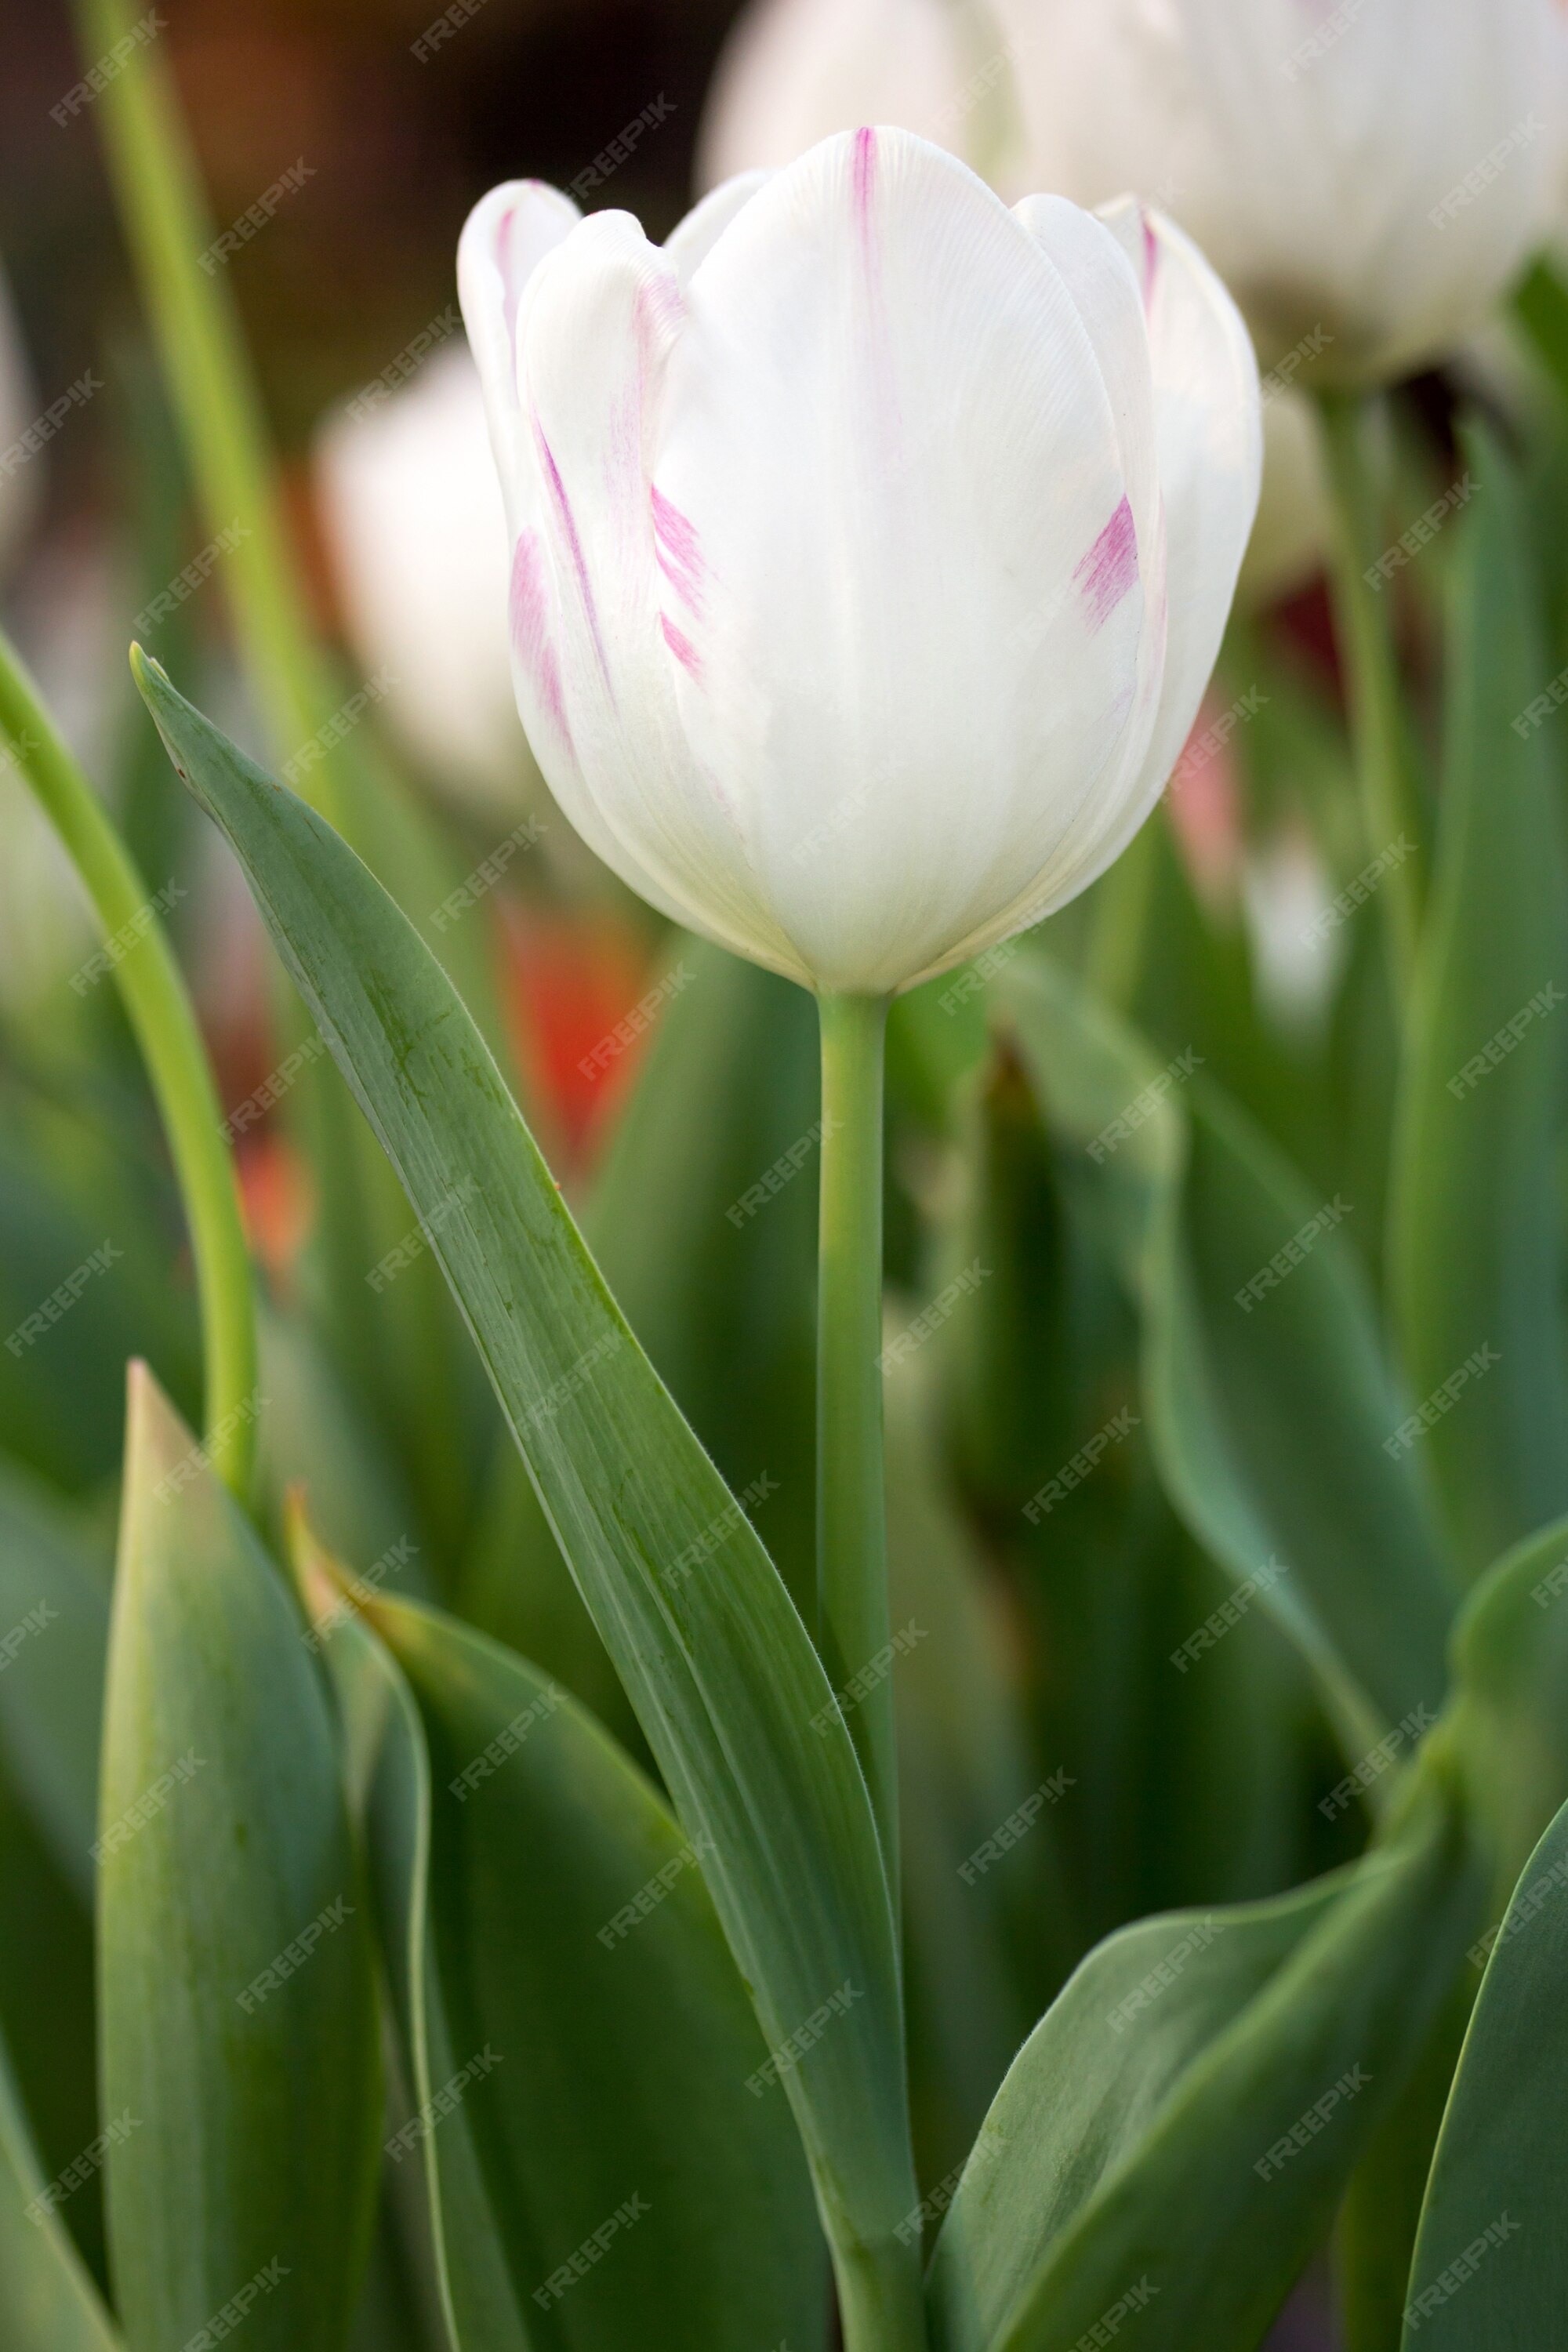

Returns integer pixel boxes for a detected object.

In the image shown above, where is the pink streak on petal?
[651,484,705,612]
[510,529,572,746]
[852,126,877,239]
[1141,213,1160,311]
[532,416,614,695]
[1074,495,1140,633]
[659,612,702,677]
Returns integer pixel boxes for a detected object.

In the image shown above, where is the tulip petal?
[653,128,1164,992]
[457,180,582,532]
[663,171,771,282]
[513,212,811,976]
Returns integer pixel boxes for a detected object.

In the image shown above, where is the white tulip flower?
[314,343,538,819]
[987,0,1564,388]
[458,132,1260,996]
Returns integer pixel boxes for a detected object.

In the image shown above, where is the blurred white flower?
[314,342,540,819]
[985,0,1564,387]
[458,135,1259,994]
[699,0,1332,604]
[1243,829,1341,1036]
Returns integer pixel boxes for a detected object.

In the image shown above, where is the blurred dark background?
[2,0,740,479]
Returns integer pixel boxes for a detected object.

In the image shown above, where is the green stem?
[69,0,344,824]
[0,632,257,1497]
[815,992,898,1899]
[1316,388,1424,1000]
[1085,816,1160,1015]
[838,2236,930,2352]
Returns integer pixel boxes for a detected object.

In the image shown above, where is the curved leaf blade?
[0,2023,120,2352]
[100,1367,381,2352]
[1388,422,1568,1577]
[998,953,1455,1751]
[930,1773,1482,2352]
[133,659,920,2322]
[319,1572,827,2352]
[1401,1795,1568,2346]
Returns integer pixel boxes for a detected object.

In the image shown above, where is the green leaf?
[1400,1793,1568,2347]
[100,1366,381,2352]
[997,953,1455,1754]
[1443,1511,1568,1894]
[586,936,820,1623]
[307,1559,826,2352]
[1387,422,1568,1577]
[0,1456,110,1899]
[0,2020,120,2352]
[928,1769,1483,2352]
[133,658,921,2333]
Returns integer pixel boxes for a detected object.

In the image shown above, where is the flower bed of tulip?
[2,2,1568,2350]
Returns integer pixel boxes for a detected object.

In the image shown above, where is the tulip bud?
[459,132,1259,993]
